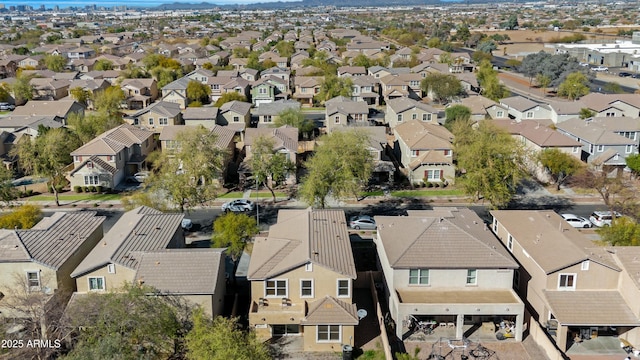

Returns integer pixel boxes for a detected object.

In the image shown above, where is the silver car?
[349,215,377,230]
[560,214,591,228]
[221,199,255,213]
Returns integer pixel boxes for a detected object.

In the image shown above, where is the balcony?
[248,297,306,325]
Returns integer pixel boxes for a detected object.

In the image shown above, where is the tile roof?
[0,211,105,270]
[491,119,582,148]
[376,208,517,269]
[326,98,369,117]
[543,290,640,326]
[612,247,640,290]
[69,155,117,176]
[247,209,356,280]
[302,296,359,325]
[245,126,298,153]
[134,248,225,294]
[219,100,251,115]
[71,206,184,277]
[253,99,301,116]
[71,124,154,156]
[387,97,438,114]
[500,96,542,112]
[0,115,63,132]
[394,120,453,150]
[459,95,502,116]
[129,101,182,118]
[12,100,81,118]
[491,210,620,274]
[159,125,235,149]
[545,99,586,115]
[556,117,636,145]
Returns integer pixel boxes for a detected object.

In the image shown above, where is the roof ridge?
[392,218,435,266]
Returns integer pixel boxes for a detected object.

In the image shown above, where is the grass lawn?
[391,189,465,197]
[218,192,244,199]
[253,192,287,198]
[28,193,122,201]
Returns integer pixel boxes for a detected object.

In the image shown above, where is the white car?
[133,171,150,182]
[589,211,622,227]
[221,199,255,213]
[592,66,609,72]
[561,214,592,228]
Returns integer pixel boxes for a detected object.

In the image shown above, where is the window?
[492,218,498,232]
[424,169,441,181]
[301,280,313,298]
[444,149,451,157]
[572,146,579,153]
[526,111,534,118]
[409,269,429,285]
[397,114,402,122]
[264,115,272,123]
[107,155,113,162]
[496,111,504,118]
[301,87,307,93]
[26,271,40,289]
[334,116,340,124]
[84,175,99,185]
[259,87,267,94]
[589,144,594,154]
[317,325,340,342]
[411,150,419,157]
[337,279,350,298]
[88,277,105,291]
[107,264,116,274]
[466,269,477,285]
[422,113,432,121]
[597,145,604,152]
[265,279,287,297]
[305,263,313,272]
[74,156,82,162]
[606,112,615,117]
[626,145,633,154]
[233,116,240,123]
[558,274,576,290]
[507,234,513,251]
[513,270,520,289]
[86,161,93,169]
[148,117,154,125]
[412,113,417,120]
[353,113,363,121]
[159,118,168,125]
[581,260,589,271]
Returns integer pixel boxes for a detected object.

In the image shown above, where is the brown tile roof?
[459,95,501,116]
[245,126,298,153]
[219,100,251,116]
[69,155,117,176]
[491,210,620,274]
[71,124,154,156]
[556,117,636,145]
[500,96,542,112]
[134,248,225,294]
[303,296,359,325]
[394,120,453,150]
[159,125,234,149]
[387,97,438,114]
[247,209,356,280]
[12,100,81,118]
[543,290,640,326]
[491,119,582,148]
[612,247,640,290]
[376,208,518,269]
[326,98,369,117]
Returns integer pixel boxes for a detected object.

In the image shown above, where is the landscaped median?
[360,188,465,198]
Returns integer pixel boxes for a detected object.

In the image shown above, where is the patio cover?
[544,290,640,326]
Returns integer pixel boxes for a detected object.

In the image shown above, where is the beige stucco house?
[126,101,183,132]
[385,97,439,129]
[324,96,369,133]
[247,209,358,352]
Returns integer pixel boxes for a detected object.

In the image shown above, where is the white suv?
[591,66,609,72]
[589,211,622,227]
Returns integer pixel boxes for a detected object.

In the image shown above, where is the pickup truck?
[591,66,609,72]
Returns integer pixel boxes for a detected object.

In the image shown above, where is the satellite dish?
[357,309,368,320]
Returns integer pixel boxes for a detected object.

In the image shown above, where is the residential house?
[337,66,367,78]
[393,120,455,184]
[65,47,96,60]
[247,208,358,351]
[120,78,158,110]
[458,96,509,122]
[30,78,71,101]
[379,73,423,102]
[133,249,227,318]
[324,96,369,133]
[71,206,185,294]
[546,100,585,124]
[161,77,190,109]
[241,126,298,185]
[333,126,395,184]
[385,97,439,129]
[182,107,219,129]
[293,76,323,107]
[0,211,105,318]
[367,66,409,80]
[67,79,110,110]
[580,93,640,118]
[374,208,524,341]
[68,124,155,189]
[253,100,301,128]
[12,100,84,124]
[556,117,639,171]
[217,100,252,134]
[251,76,290,106]
[126,101,183,132]
[0,57,19,78]
[490,210,640,354]
[350,76,380,106]
[261,67,291,84]
[500,96,552,122]
[0,116,63,139]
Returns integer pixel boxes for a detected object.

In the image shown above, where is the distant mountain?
[154,0,523,10]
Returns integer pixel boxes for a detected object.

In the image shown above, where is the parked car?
[618,72,633,77]
[349,215,377,230]
[221,199,255,213]
[589,211,622,227]
[632,73,640,79]
[133,171,150,182]
[181,218,193,230]
[591,66,609,72]
[560,214,592,228]
[0,102,15,111]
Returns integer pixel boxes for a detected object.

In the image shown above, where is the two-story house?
[324,96,369,133]
[253,100,301,128]
[350,76,380,106]
[251,76,290,106]
[30,78,70,101]
[491,210,640,356]
[182,107,219,129]
[500,96,552,122]
[458,95,509,122]
[374,208,524,341]
[293,76,323,107]
[393,120,455,185]
[241,126,298,185]
[68,124,155,189]
[379,73,423,102]
[546,100,585,124]
[385,97,439,129]
[218,100,252,135]
[580,93,640,118]
[120,78,158,110]
[161,77,190,109]
[247,208,358,352]
[12,100,85,125]
[126,101,183,132]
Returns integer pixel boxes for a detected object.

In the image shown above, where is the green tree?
[0,204,41,228]
[503,14,519,30]
[69,87,91,107]
[43,54,66,72]
[604,82,625,94]
[274,40,295,58]
[214,92,248,107]
[62,283,189,360]
[626,153,640,177]
[0,166,17,207]
[352,53,372,68]
[535,73,551,96]
[93,59,114,71]
[477,60,509,101]
[444,105,471,131]
[93,86,125,117]
[186,80,211,104]
[149,126,227,212]
[300,130,374,208]
[421,73,463,104]
[477,40,497,53]
[454,121,526,208]
[596,217,640,246]
[211,212,258,284]
[557,72,590,100]
[185,308,270,360]
[579,108,595,119]
[0,82,10,102]
[67,111,124,144]
[120,64,150,79]
[315,75,353,105]
[120,190,170,211]
[538,148,584,190]
[11,72,35,105]
[274,108,315,136]
[11,127,82,206]
[251,136,296,202]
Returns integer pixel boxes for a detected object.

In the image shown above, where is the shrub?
[89,186,97,193]
[74,186,83,193]
[84,186,90,193]
[55,185,64,193]
[96,186,103,193]
[427,182,434,188]
[433,182,441,188]
[94,203,100,207]
[26,189,33,196]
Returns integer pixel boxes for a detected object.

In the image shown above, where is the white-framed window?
[259,87,267,94]
[444,149,451,157]
[397,114,402,122]
[84,175,99,185]
[409,269,429,285]
[159,117,168,125]
[606,112,615,117]
[88,276,105,291]
[301,87,307,93]
[26,271,40,290]
[412,113,417,120]
[86,161,93,169]
[148,117,154,125]
[626,145,633,154]
[507,234,513,251]
[107,264,116,274]
[300,279,314,298]
[74,155,81,162]
[526,111,534,118]
[265,279,287,297]
[317,325,341,342]
[572,146,579,153]
[411,150,419,157]
[558,273,576,290]
[305,263,313,272]
[466,269,477,285]
[212,84,219,90]
[264,115,272,123]
[597,145,604,152]
[589,144,594,154]
[581,260,589,271]
[425,169,441,181]
[422,113,431,121]
[337,279,350,298]
[496,110,504,118]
